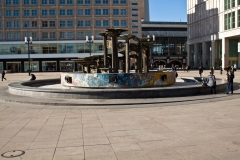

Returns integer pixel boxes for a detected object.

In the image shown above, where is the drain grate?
[1,150,25,158]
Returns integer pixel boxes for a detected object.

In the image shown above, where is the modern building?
[187,0,240,69]
[142,21,187,68]
[0,0,149,72]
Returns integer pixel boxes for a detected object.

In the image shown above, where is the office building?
[187,0,240,69]
[0,0,149,72]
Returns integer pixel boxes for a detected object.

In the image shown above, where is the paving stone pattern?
[0,70,240,160]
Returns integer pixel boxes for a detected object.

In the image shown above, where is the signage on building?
[238,42,240,52]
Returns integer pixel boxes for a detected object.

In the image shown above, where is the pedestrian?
[30,74,36,81]
[2,70,6,81]
[185,65,188,72]
[199,67,203,77]
[226,71,234,94]
[211,66,214,74]
[207,71,216,94]
[220,66,223,74]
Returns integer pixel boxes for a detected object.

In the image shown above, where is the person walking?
[220,66,223,74]
[199,67,203,77]
[226,71,234,94]
[2,70,6,81]
[207,71,216,94]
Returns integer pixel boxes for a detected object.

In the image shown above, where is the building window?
[13,0,19,4]
[238,10,240,26]
[67,0,73,4]
[60,21,66,27]
[78,20,84,26]
[14,33,20,39]
[49,0,55,4]
[113,0,118,4]
[42,32,48,38]
[24,10,30,16]
[85,20,91,26]
[42,10,48,16]
[49,10,55,16]
[132,26,138,28]
[225,0,235,10]
[120,9,126,15]
[78,0,83,4]
[6,33,12,39]
[13,10,19,16]
[132,14,138,16]
[6,22,12,28]
[113,9,118,15]
[67,9,73,15]
[132,31,138,34]
[85,9,91,15]
[121,20,126,26]
[96,20,101,26]
[42,0,47,4]
[49,21,55,27]
[60,9,65,16]
[132,2,137,5]
[113,20,119,26]
[120,0,126,4]
[32,0,37,4]
[95,9,101,15]
[78,32,84,38]
[6,0,11,5]
[14,21,20,28]
[32,10,37,16]
[103,9,108,15]
[225,11,235,30]
[24,0,30,4]
[132,20,138,22]
[50,32,55,38]
[95,0,100,4]
[103,20,108,26]
[32,21,37,27]
[103,0,108,4]
[132,8,138,11]
[60,32,66,38]
[59,0,65,4]
[42,21,48,27]
[24,21,30,27]
[85,0,91,4]
[6,10,12,16]
[78,9,84,15]
[68,32,74,38]
[67,21,73,27]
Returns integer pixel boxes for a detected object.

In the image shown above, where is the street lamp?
[86,36,94,56]
[25,36,32,76]
[147,35,155,69]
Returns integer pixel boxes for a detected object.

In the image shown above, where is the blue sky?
[149,0,187,22]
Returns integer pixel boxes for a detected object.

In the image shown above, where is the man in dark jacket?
[2,70,6,81]
[226,71,234,94]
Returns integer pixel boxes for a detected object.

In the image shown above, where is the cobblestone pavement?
[0,70,240,160]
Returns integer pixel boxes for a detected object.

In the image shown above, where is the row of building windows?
[2,9,129,16]
[225,0,240,10]
[1,19,129,28]
[224,10,240,30]
[3,0,129,5]
[0,30,138,40]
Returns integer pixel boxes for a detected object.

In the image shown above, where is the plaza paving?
[0,70,240,160]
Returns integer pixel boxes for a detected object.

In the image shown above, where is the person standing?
[226,71,234,94]
[211,66,214,74]
[207,71,216,94]
[2,70,6,81]
[220,66,223,74]
[199,67,203,77]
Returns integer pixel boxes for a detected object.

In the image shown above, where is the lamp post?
[25,37,32,76]
[147,35,155,69]
[86,36,94,56]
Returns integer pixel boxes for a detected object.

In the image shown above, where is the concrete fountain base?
[8,77,227,99]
